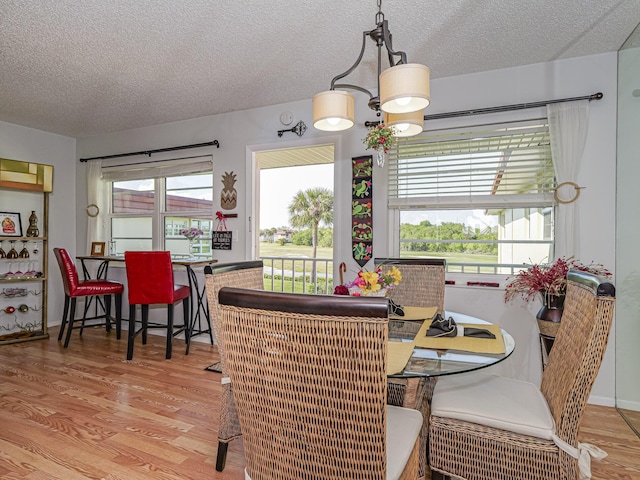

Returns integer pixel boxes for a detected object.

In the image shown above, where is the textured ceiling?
[1,0,639,138]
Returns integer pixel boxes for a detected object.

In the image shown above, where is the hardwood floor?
[1,326,639,479]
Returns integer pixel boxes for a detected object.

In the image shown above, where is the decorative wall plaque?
[351,155,373,267]
[212,231,233,250]
[220,171,237,210]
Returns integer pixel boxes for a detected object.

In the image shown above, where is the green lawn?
[259,242,333,293]
[259,242,499,273]
[259,242,333,275]
[259,242,333,259]
[257,242,502,292]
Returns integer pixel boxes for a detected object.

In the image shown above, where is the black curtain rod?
[364,92,603,127]
[79,140,220,162]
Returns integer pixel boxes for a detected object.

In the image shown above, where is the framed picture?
[0,212,22,237]
[91,241,106,256]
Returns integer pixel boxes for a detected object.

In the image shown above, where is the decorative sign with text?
[212,231,232,250]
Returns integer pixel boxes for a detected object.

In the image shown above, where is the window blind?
[101,155,213,182]
[388,120,555,209]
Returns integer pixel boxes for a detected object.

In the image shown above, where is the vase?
[536,292,565,338]
[349,287,389,297]
[188,237,199,259]
[376,149,386,168]
[26,211,39,237]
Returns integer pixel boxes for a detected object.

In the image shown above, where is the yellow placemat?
[414,320,505,354]
[390,306,438,321]
[387,341,415,375]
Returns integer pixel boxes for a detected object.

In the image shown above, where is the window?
[388,120,555,274]
[103,157,214,257]
[255,143,335,294]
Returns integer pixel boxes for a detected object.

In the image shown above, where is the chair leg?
[183,297,190,356]
[115,293,122,340]
[58,295,70,341]
[104,295,112,333]
[63,298,77,348]
[166,304,174,359]
[216,441,229,471]
[127,304,136,360]
[79,296,89,337]
[141,305,149,345]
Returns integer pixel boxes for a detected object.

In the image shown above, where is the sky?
[258,163,499,231]
[401,210,499,230]
[260,164,334,229]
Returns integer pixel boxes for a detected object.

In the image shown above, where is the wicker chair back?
[204,260,264,471]
[218,288,414,479]
[374,258,446,312]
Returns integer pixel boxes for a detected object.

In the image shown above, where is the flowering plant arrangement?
[504,256,611,303]
[180,227,204,240]
[363,124,396,154]
[347,266,402,296]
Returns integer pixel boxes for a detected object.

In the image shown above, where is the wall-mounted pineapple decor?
[220,171,237,210]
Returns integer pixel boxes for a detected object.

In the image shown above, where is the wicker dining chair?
[429,270,616,480]
[375,257,446,477]
[203,260,264,472]
[217,287,423,480]
[374,258,446,312]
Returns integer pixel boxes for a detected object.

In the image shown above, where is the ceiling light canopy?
[313,0,429,137]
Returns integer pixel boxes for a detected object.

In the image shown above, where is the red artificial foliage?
[333,285,350,295]
[504,256,611,303]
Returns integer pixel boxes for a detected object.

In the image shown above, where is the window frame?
[387,116,556,276]
[108,173,214,254]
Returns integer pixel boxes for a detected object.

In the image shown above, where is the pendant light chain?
[312,0,430,136]
[376,0,384,24]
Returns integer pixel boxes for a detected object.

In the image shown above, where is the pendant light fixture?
[383,110,425,137]
[312,0,429,136]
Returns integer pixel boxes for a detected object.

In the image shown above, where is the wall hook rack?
[278,120,307,138]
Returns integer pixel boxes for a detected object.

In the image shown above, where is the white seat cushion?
[387,405,423,480]
[431,372,555,440]
[245,405,422,480]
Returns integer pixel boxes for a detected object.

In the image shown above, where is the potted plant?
[504,256,611,337]
[363,124,396,167]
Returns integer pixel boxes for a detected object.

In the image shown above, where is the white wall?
[75,52,618,404]
[0,120,77,334]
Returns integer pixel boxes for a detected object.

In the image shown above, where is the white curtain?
[86,160,107,254]
[547,100,590,259]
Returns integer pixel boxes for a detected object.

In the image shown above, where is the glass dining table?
[386,308,515,480]
[388,310,515,378]
[76,255,218,352]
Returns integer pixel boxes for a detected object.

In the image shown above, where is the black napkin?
[388,299,404,316]
[426,313,495,339]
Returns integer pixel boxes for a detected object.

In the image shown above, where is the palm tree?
[288,187,334,286]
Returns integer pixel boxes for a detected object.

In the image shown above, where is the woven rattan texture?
[375,262,446,312]
[205,266,264,445]
[429,276,615,480]
[540,280,616,478]
[377,260,445,478]
[429,417,561,479]
[219,304,415,479]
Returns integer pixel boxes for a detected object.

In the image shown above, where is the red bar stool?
[53,247,124,348]
[124,251,191,360]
